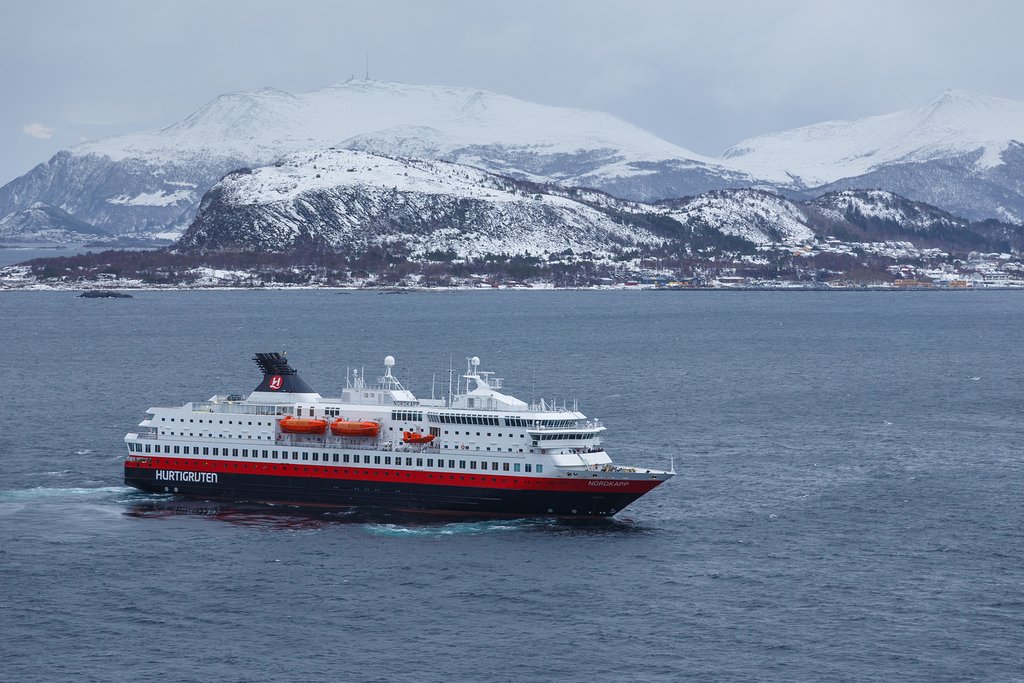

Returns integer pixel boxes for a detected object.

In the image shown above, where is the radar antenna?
[378,355,405,391]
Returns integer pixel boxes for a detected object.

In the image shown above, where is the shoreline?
[1,283,1021,293]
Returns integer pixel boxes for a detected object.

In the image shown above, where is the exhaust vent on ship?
[252,352,317,394]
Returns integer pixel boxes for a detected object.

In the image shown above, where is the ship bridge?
[450,357,529,411]
[338,355,425,406]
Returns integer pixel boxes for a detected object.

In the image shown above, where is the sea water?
[1,290,1022,681]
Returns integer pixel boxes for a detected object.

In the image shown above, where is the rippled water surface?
[2,290,1022,682]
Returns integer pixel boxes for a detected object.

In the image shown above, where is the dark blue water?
[2,290,1022,682]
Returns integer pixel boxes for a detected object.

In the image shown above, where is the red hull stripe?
[125,457,663,494]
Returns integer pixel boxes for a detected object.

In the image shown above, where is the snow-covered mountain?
[0,150,234,238]
[180,149,1016,258]
[178,149,663,255]
[6,82,1024,244]
[0,80,751,240]
[0,202,106,243]
[724,90,1024,223]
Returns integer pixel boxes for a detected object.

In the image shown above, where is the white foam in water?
[75,450,92,455]
[0,485,132,501]
[362,520,534,537]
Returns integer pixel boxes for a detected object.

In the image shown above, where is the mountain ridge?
[3,82,1024,244]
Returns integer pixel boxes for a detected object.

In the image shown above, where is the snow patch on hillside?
[107,189,194,206]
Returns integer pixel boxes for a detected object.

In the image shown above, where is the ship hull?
[124,459,664,518]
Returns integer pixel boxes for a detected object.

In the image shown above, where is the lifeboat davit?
[402,431,435,444]
[330,419,380,438]
[279,416,328,435]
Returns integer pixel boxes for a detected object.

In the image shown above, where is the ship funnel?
[252,352,317,394]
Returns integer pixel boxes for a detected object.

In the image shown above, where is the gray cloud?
[2,0,1022,183]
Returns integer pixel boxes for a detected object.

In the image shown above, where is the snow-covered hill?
[662,189,816,245]
[724,90,1024,223]
[178,149,662,255]
[808,190,964,232]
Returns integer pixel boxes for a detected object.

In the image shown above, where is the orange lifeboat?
[279,416,328,435]
[402,431,435,444]
[330,419,380,438]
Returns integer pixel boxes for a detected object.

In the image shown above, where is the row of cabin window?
[391,410,423,422]
[442,430,525,438]
[532,419,581,428]
[506,418,581,429]
[137,442,542,472]
[534,433,597,441]
[428,415,584,429]
[162,417,270,426]
[162,431,268,440]
[430,414,501,425]
[435,429,550,451]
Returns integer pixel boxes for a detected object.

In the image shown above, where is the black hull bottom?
[125,469,647,518]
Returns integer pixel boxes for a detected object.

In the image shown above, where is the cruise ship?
[123,352,673,517]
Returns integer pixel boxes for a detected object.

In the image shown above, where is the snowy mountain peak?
[724,90,1024,186]
[924,88,1019,111]
[913,89,1024,144]
[166,88,300,133]
[67,78,728,174]
[929,88,992,107]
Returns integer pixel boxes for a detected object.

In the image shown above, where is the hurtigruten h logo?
[155,470,218,483]
[269,375,283,390]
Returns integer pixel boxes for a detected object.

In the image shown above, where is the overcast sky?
[2,0,1022,184]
